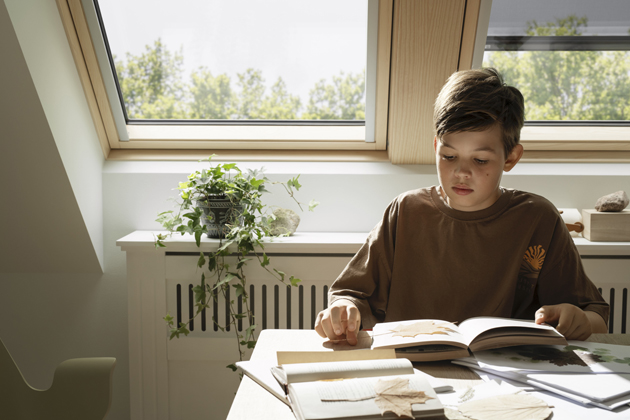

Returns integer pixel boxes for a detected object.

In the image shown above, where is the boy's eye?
[475,159,489,164]
[442,155,455,161]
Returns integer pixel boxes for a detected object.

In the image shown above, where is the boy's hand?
[535,303,594,340]
[314,299,361,345]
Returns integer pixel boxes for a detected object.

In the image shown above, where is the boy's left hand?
[535,303,592,340]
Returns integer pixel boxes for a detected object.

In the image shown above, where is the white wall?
[5,0,105,269]
[1,1,629,420]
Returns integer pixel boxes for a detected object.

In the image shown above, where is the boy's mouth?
[452,185,473,195]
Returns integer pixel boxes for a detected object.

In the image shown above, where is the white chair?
[0,336,116,420]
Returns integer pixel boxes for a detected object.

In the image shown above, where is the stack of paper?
[453,341,630,411]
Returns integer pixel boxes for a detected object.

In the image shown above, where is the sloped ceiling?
[0,0,102,273]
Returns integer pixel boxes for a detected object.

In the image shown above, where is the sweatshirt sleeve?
[328,198,400,329]
[536,214,610,327]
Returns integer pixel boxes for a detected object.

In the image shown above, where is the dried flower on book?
[390,321,457,338]
[457,393,552,420]
[374,377,434,418]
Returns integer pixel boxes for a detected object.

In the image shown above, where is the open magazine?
[371,317,567,361]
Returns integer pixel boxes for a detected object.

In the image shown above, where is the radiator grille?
[169,280,330,337]
[170,283,630,335]
[165,256,630,338]
[598,287,628,334]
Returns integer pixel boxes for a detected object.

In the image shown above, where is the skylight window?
[95,0,368,123]
[483,0,630,122]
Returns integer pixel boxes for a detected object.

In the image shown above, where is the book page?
[280,358,414,384]
[371,319,467,350]
[236,359,289,405]
[458,317,561,347]
[277,348,395,365]
[289,374,443,420]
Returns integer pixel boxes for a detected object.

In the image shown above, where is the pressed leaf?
[444,407,470,420]
[390,321,457,338]
[374,377,434,418]
[458,393,552,420]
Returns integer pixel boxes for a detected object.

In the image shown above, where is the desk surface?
[226,330,630,420]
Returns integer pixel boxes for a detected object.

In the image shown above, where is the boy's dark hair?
[433,68,525,158]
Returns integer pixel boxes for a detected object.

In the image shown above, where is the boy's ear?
[503,144,523,172]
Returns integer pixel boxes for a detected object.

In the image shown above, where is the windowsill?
[103,159,630,177]
[117,231,630,256]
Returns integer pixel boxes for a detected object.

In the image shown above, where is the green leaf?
[247,340,257,349]
[194,230,202,247]
[236,258,252,270]
[178,323,190,336]
[288,175,302,190]
[273,269,286,281]
[245,324,257,341]
[226,364,238,372]
[233,283,245,297]
[215,272,236,289]
[193,285,206,303]
[197,252,206,267]
[164,314,174,326]
[250,178,265,188]
[308,199,320,212]
[261,254,270,268]
[289,276,301,287]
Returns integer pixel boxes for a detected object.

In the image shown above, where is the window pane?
[96,0,367,121]
[482,0,630,122]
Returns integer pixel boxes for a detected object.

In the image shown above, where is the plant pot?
[195,197,243,239]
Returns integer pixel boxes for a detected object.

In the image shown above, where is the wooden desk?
[225,331,629,420]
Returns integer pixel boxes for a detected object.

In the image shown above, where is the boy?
[315,68,608,346]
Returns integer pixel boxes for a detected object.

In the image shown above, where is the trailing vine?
[154,156,318,369]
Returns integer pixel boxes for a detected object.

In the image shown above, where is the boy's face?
[434,125,522,212]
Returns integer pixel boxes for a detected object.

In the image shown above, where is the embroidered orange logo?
[523,245,546,271]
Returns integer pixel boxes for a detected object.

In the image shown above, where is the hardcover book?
[370,317,567,362]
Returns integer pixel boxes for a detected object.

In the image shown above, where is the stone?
[268,208,300,236]
[595,190,629,212]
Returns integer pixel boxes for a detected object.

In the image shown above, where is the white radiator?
[166,255,630,341]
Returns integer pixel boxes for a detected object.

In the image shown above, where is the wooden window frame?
[57,0,630,163]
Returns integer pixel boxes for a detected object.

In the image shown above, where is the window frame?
[57,0,630,163]
[58,0,391,155]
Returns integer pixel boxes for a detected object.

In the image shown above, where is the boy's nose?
[455,162,472,178]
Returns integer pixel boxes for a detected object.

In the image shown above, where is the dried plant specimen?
[374,377,434,418]
[444,407,470,420]
[390,321,457,338]
[458,393,552,420]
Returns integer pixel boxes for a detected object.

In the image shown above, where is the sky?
[97,0,368,106]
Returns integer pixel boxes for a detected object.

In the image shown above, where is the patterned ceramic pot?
[195,196,243,239]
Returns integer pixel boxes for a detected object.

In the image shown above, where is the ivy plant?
[154,156,318,370]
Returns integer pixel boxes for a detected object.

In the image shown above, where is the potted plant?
[154,155,318,370]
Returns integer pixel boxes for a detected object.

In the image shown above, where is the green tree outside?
[114,39,188,119]
[483,15,630,121]
[113,40,365,121]
[303,71,366,120]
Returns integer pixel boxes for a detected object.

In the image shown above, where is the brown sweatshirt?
[329,186,609,329]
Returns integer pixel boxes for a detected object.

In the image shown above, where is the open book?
[270,358,444,420]
[371,317,567,362]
